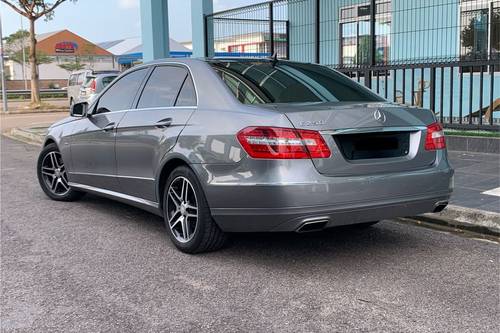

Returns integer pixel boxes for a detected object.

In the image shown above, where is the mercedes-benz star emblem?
[373,109,386,123]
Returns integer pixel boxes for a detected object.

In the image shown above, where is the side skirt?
[68,182,163,217]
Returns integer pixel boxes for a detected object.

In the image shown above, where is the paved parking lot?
[1,137,499,332]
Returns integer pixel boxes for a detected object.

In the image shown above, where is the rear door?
[115,64,197,202]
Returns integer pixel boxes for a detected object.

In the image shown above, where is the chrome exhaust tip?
[296,217,329,233]
[433,201,448,213]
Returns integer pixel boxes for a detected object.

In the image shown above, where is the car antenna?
[269,52,278,67]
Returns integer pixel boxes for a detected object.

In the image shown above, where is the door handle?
[156,118,173,128]
[102,122,116,131]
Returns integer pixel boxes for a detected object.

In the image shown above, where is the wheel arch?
[156,154,201,212]
[43,136,58,148]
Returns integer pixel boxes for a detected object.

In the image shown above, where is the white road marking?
[482,187,500,197]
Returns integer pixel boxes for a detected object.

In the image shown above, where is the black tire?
[37,143,85,201]
[163,166,227,254]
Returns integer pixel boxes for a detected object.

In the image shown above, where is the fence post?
[285,20,290,60]
[370,0,376,66]
[365,0,376,88]
[315,0,320,63]
[429,66,436,114]
[269,2,274,56]
[204,15,209,57]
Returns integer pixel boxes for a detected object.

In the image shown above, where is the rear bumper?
[192,155,454,232]
[210,193,451,232]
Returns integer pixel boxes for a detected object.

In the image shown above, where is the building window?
[339,1,391,66]
[460,0,500,61]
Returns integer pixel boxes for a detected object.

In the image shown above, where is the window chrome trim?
[143,62,200,107]
[68,182,159,209]
[88,61,200,115]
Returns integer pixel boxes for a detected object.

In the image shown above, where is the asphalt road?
[1,137,499,333]
[0,112,67,131]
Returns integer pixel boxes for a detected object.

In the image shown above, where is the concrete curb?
[447,135,500,154]
[407,204,500,237]
[4,127,44,146]
[2,109,67,115]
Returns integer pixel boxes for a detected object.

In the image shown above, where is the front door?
[68,67,150,192]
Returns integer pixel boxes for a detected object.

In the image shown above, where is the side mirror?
[70,101,88,117]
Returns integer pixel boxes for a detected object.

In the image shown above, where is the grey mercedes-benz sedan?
[37,58,454,253]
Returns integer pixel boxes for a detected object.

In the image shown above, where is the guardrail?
[4,89,68,98]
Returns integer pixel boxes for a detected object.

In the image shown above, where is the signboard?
[55,41,78,53]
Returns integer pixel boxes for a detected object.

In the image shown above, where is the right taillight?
[425,122,446,150]
[237,126,331,159]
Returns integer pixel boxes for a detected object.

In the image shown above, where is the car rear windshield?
[209,61,383,104]
[83,76,96,87]
[101,76,117,87]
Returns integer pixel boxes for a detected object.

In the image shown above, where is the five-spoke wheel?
[40,151,70,196]
[163,166,226,253]
[166,176,198,243]
[37,143,84,201]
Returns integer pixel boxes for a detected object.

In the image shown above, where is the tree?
[58,60,84,72]
[1,0,77,105]
[4,29,53,66]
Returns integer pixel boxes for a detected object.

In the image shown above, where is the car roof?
[139,57,286,66]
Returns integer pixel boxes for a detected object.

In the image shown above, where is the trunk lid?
[261,102,438,176]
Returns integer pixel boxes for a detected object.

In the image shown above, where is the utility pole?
[20,16,27,90]
[0,11,8,112]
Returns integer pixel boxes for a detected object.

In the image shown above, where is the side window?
[175,74,197,106]
[137,66,188,109]
[96,68,148,113]
[219,71,262,104]
[68,75,76,86]
[77,73,85,85]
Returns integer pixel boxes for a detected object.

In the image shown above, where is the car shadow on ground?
[77,193,423,262]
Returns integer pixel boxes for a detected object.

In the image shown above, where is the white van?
[67,70,120,106]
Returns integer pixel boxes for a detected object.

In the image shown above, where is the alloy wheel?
[41,151,70,196]
[166,176,199,243]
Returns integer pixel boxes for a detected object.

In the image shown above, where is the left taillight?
[425,122,446,151]
[236,126,331,159]
[89,79,96,93]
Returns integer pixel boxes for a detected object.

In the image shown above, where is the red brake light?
[425,122,446,150]
[237,126,331,159]
[89,79,96,93]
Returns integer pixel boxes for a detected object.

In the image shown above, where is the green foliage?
[58,61,85,72]
[3,29,29,45]
[4,29,53,65]
[8,49,53,65]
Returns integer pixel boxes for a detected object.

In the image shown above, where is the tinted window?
[96,68,148,113]
[138,66,188,108]
[216,70,261,104]
[69,75,77,86]
[209,61,383,104]
[175,75,197,106]
[83,75,95,87]
[101,76,117,88]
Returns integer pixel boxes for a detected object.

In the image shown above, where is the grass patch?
[444,129,500,138]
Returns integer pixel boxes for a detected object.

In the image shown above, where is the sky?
[1,0,265,43]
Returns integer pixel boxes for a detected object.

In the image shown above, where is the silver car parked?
[78,73,118,105]
[37,58,454,253]
[67,69,120,106]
